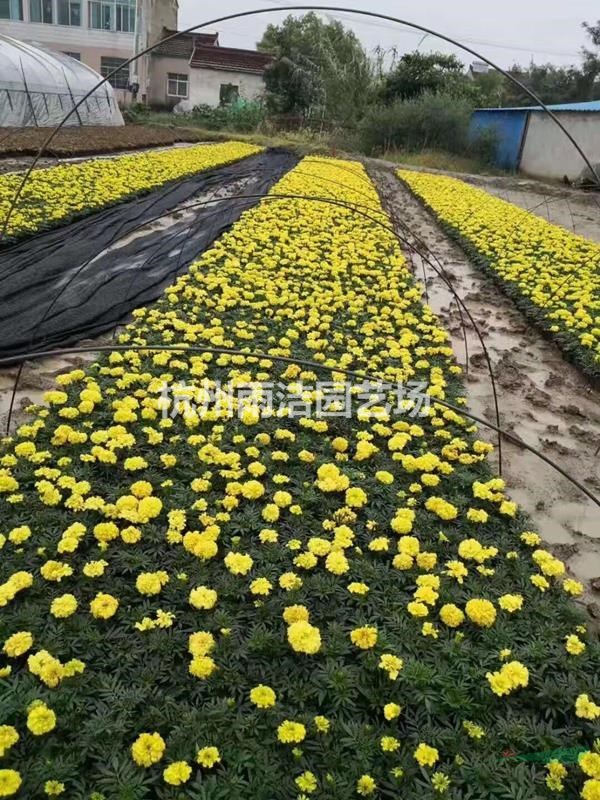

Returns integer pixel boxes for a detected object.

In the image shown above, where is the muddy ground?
[369,160,600,612]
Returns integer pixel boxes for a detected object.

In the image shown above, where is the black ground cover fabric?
[0,148,298,361]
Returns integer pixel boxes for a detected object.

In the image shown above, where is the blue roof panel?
[476,100,600,113]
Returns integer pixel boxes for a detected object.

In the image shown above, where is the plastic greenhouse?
[0,34,124,127]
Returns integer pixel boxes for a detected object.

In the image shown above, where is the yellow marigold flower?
[83,560,108,578]
[0,770,21,797]
[580,752,600,780]
[27,701,56,735]
[314,715,330,733]
[530,574,550,592]
[163,761,192,786]
[279,572,302,591]
[136,571,169,596]
[295,771,317,793]
[425,496,458,521]
[465,598,496,627]
[391,508,415,534]
[463,720,485,739]
[277,720,306,744]
[378,653,404,679]
[381,736,400,752]
[356,774,376,795]
[375,470,394,484]
[414,743,439,768]
[325,550,349,574]
[196,746,221,768]
[250,684,276,708]
[44,779,65,796]
[520,531,541,546]
[384,703,401,720]
[131,732,166,767]
[565,634,586,656]
[288,621,322,655]
[407,601,429,618]
[345,487,367,508]
[40,560,73,582]
[189,586,217,610]
[89,592,118,619]
[3,631,33,657]
[498,594,523,613]
[576,694,600,721]
[581,779,600,800]
[350,626,377,649]
[439,604,464,628]
[0,727,19,758]
[224,551,253,575]
[283,604,309,624]
[50,594,78,618]
[486,661,529,696]
[563,578,584,596]
[316,463,349,492]
[189,655,217,680]
[250,577,272,595]
[432,772,451,793]
[348,582,369,595]
[188,631,215,657]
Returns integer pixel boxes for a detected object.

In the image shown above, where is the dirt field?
[370,160,600,610]
[0,124,212,167]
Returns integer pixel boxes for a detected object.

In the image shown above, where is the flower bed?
[0,157,598,799]
[0,141,262,243]
[398,169,600,381]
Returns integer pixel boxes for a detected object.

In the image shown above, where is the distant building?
[148,28,272,110]
[0,1,272,108]
[469,60,491,78]
[470,100,600,180]
[0,0,139,103]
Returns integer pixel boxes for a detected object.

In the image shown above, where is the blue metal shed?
[470,108,529,170]
[469,100,600,171]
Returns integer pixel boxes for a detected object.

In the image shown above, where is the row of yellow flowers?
[0,155,598,799]
[0,141,262,242]
[398,169,600,378]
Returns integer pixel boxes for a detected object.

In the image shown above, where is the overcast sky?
[178,0,599,69]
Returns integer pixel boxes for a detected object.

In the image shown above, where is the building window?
[100,56,129,89]
[220,83,239,106]
[0,0,24,20]
[167,73,188,98]
[57,0,81,25]
[63,51,81,60]
[89,0,111,29]
[89,0,134,31]
[29,0,53,23]
[115,0,134,31]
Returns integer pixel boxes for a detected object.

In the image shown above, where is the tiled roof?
[190,45,272,74]
[152,29,219,59]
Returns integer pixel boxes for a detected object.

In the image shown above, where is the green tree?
[257,12,373,122]
[379,51,472,103]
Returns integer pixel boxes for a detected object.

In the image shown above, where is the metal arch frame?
[2,5,600,241]
[2,186,505,475]
[2,341,598,509]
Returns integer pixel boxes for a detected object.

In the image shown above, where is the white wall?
[520,113,600,181]
[188,68,264,108]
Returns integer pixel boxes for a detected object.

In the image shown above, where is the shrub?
[190,100,267,132]
[358,92,474,156]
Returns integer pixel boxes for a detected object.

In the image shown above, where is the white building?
[148,29,271,110]
[0,0,140,102]
[0,0,272,108]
